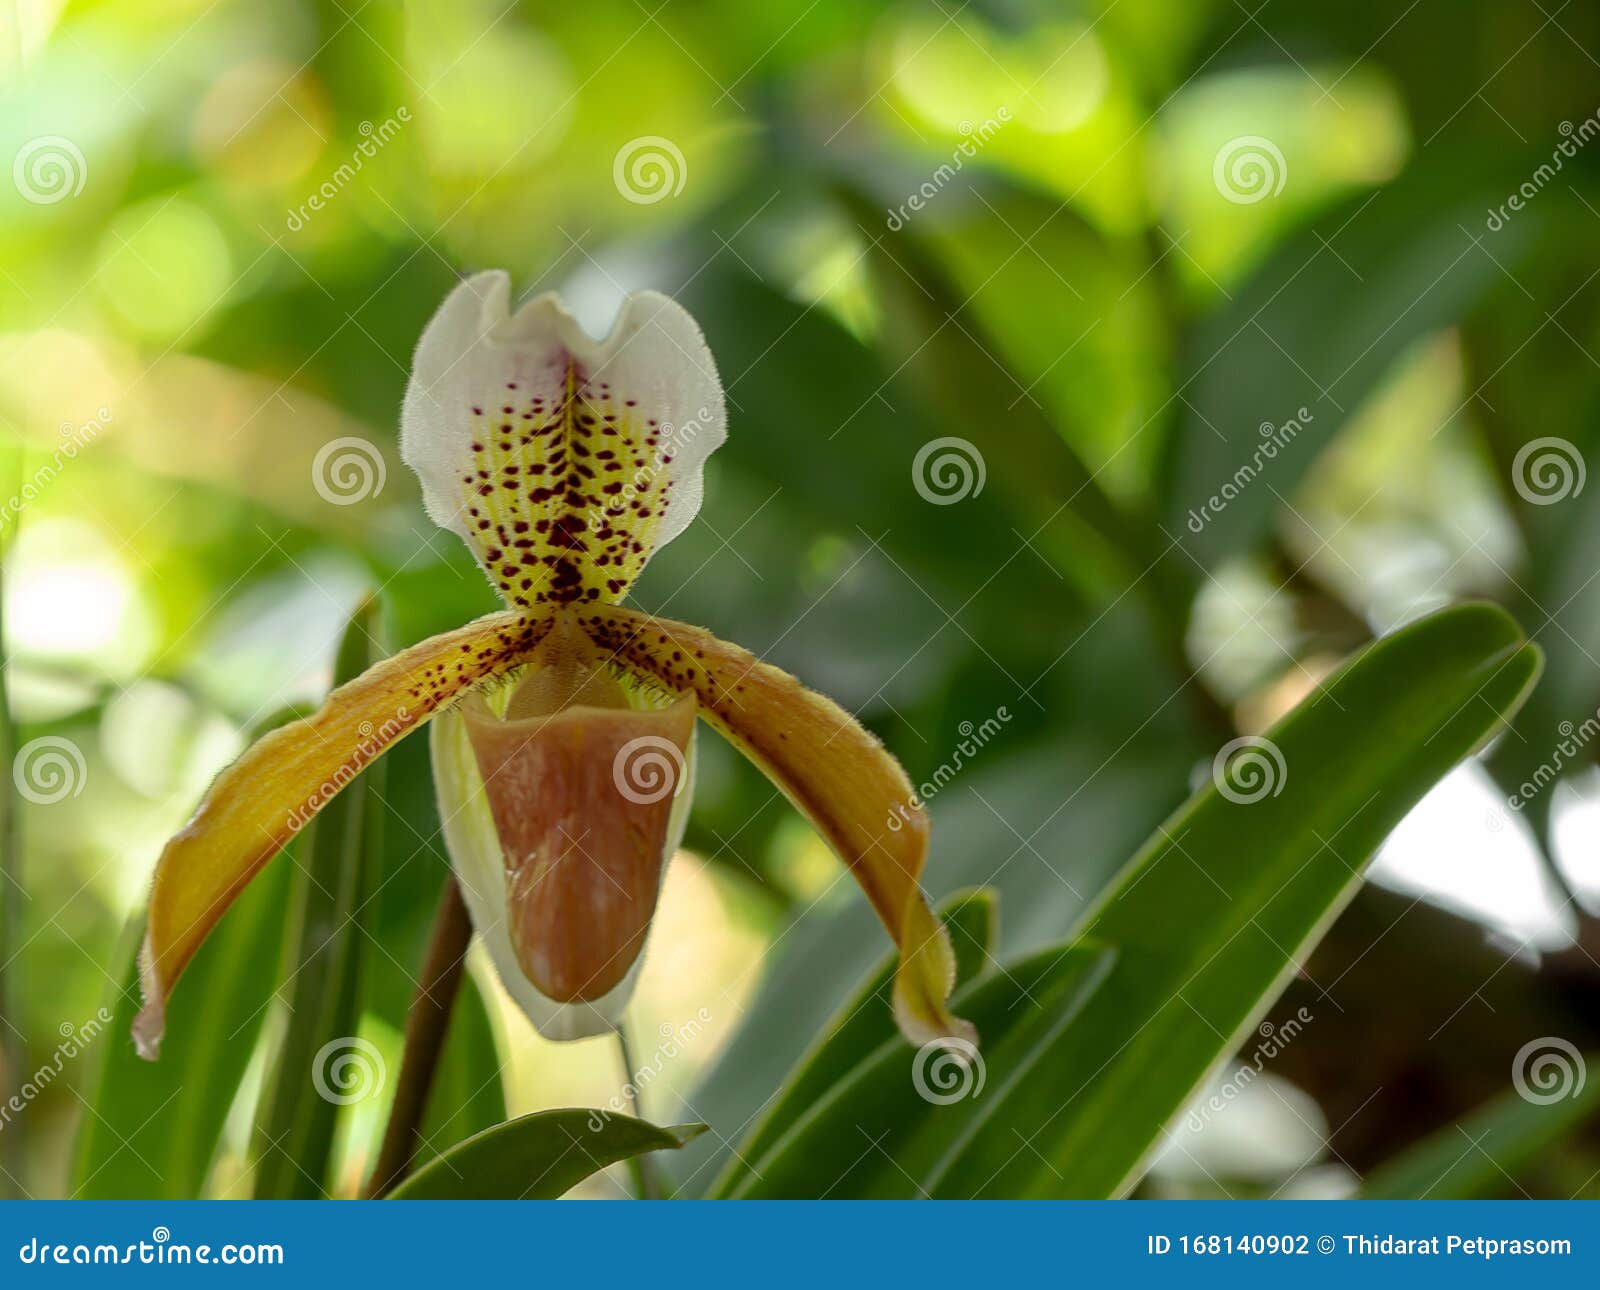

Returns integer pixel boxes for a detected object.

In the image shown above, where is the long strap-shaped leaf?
[72,860,292,1198]
[1361,1067,1600,1199]
[722,942,1115,1198]
[707,888,997,1198]
[387,1111,706,1200]
[935,601,1539,1197]
[252,596,385,1198]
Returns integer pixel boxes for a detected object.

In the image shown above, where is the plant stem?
[363,876,472,1198]
[615,1025,660,1199]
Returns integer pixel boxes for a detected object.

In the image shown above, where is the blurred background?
[3,0,1600,1199]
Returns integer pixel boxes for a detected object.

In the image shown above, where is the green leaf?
[829,176,1212,719]
[677,264,1086,659]
[1461,192,1600,847]
[709,887,997,1197]
[1362,1069,1600,1199]
[959,601,1540,1197]
[71,860,293,1199]
[1158,149,1544,573]
[672,724,1194,1196]
[835,181,1164,589]
[723,942,1114,1198]
[419,970,506,1155]
[387,1111,706,1200]
[252,596,385,1199]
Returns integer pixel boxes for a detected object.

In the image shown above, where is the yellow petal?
[133,610,553,1059]
[577,603,973,1050]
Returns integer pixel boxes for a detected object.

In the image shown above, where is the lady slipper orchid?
[133,272,972,1060]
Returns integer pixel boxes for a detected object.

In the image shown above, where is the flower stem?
[363,876,472,1198]
[615,1025,660,1199]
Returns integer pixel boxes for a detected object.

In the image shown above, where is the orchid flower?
[133,272,972,1060]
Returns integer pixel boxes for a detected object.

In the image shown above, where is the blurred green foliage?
[3,0,1600,1199]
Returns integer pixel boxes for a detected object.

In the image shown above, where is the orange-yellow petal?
[133,610,554,1059]
[577,603,973,1050]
